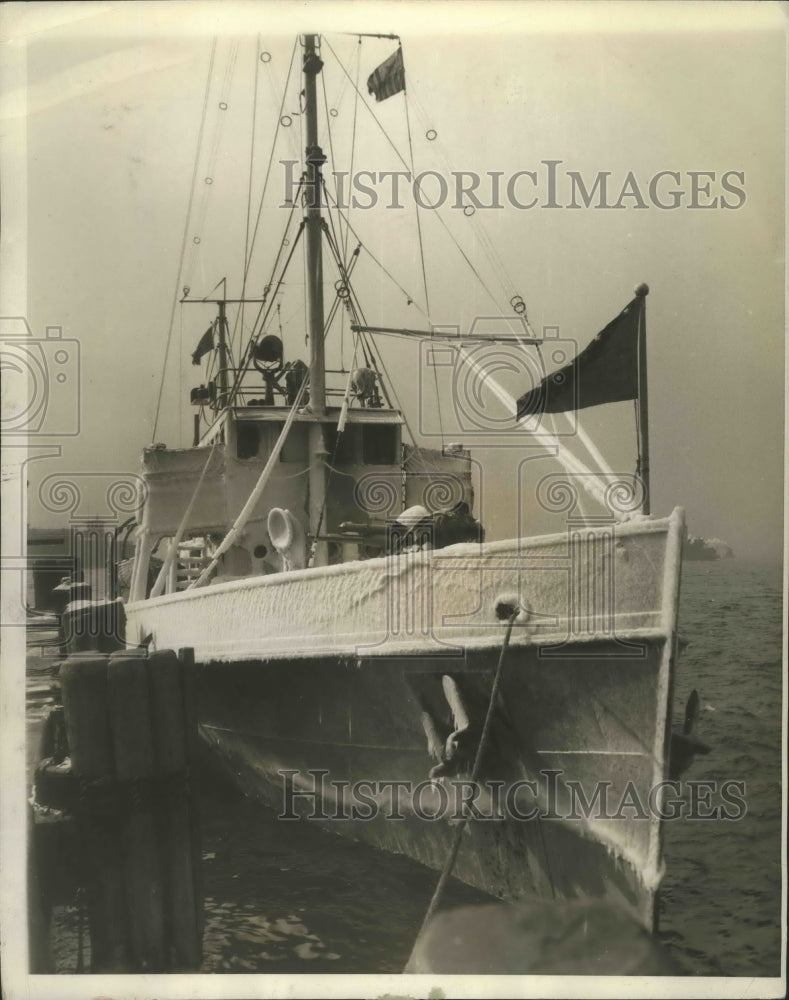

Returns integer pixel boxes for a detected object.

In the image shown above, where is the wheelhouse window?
[361,424,399,465]
[236,423,260,460]
[279,423,309,463]
[325,424,359,464]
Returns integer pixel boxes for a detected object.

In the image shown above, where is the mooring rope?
[407,611,519,964]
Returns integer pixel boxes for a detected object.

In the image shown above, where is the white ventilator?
[267,508,307,571]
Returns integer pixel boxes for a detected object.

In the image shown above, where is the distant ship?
[683,536,734,561]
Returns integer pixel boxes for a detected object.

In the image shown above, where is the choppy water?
[28,560,784,976]
[656,561,784,976]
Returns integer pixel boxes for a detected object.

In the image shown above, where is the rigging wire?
[407,85,524,309]
[152,36,217,442]
[319,42,357,368]
[323,37,412,178]
[343,38,362,268]
[238,35,263,362]
[317,214,387,412]
[184,39,240,292]
[322,185,428,321]
[229,38,300,357]
[401,47,444,440]
[324,36,511,328]
[226,213,306,407]
[403,59,431,321]
[338,36,362,369]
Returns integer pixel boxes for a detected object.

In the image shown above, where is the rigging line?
[229,38,299,354]
[189,368,311,589]
[306,273,367,569]
[149,438,220,597]
[431,205,512,322]
[186,38,240,287]
[242,39,299,290]
[152,36,217,442]
[320,234,362,343]
[323,36,418,174]
[407,86,522,304]
[230,225,307,403]
[321,152,347,369]
[352,309,406,427]
[403,70,430,319]
[239,34,263,362]
[332,50,517,328]
[333,273,384,395]
[322,185,429,320]
[343,37,362,266]
[201,276,226,300]
[324,239,385,388]
[408,611,519,959]
[306,321,387,570]
[227,217,306,407]
[319,222,371,371]
[320,184,364,327]
[326,37,352,114]
[320,176,345,269]
[339,36,362,371]
[402,59,444,440]
[350,315,385,391]
[320,63,339,193]
[229,181,304,388]
[325,40,509,325]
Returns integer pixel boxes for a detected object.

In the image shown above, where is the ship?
[683,535,734,561]
[121,33,687,931]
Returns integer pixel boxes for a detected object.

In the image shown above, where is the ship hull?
[125,508,684,929]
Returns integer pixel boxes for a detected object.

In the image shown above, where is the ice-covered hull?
[125,508,684,929]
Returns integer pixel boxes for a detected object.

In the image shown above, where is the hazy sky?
[3,1,785,563]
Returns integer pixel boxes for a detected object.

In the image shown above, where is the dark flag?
[516,294,644,419]
[191,325,214,365]
[367,48,405,102]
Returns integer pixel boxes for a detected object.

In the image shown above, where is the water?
[656,561,784,976]
[27,561,784,976]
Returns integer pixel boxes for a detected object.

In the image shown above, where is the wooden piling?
[55,643,203,971]
[59,651,129,972]
[180,647,205,953]
[107,648,166,972]
[149,649,202,969]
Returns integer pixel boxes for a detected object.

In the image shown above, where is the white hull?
[126,509,683,663]
[124,509,684,928]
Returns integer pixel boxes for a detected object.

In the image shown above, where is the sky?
[1,1,786,564]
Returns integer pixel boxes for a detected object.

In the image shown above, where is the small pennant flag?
[191,325,215,365]
[367,48,405,102]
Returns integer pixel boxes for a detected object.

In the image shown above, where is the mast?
[303,34,327,413]
[635,282,650,515]
[303,34,328,565]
